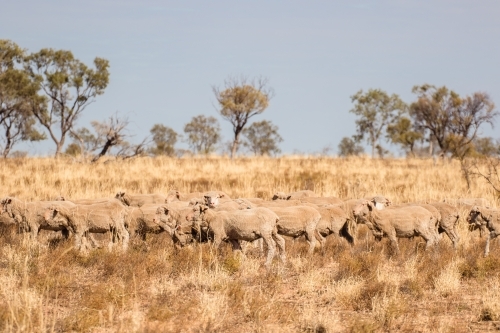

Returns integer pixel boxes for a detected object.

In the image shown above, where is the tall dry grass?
[0,156,499,332]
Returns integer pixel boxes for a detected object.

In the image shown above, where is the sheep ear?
[286,195,292,200]
[219,193,225,198]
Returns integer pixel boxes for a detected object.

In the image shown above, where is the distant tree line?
[2,39,498,163]
[0,40,283,160]
[338,87,500,161]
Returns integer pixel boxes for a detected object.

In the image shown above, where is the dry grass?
[0,156,499,332]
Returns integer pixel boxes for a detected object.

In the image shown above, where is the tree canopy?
[25,48,110,156]
[350,89,406,158]
[243,120,283,156]
[0,40,45,157]
[184,115,220,155]
[213,76,273,158]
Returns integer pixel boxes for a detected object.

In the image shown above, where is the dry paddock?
[0,156,499,333]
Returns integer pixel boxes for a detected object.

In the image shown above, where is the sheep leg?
[262,235,276,269]
[419,231,436,249]
[121,226,129,251]
[386,230,399,254]
[229,239,243,251]
[314,230,326,255]
[272,232,286,264]
[212,234,223,251]
[305,227,317,255]
[29,224,38,240]
[61,228,70,239]
[256,238,264,255]
[442,228,458,249]
[484,231,497,256]
[74,231,84,251]
[87,234,101,249]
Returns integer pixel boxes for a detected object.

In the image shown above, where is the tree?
[350,89,406,158]
[338,137,364,157]
[386,117,423,156]
[473,137,500,157]
[1,112,45,158]
[69,114,149,162]
[68,127,99,157]
[89,116,130,162]
[0,40,45,157]
[213,76,274,158]
[410,84,498,158]
[411,84,499,188]
[25,48,110,156]
[471,156,500,194]
[64,142,81,156]
[183,115,220,155]
[149,124,178,156]
[242,120,283,156]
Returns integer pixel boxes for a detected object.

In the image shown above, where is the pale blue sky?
[3,0,500,155]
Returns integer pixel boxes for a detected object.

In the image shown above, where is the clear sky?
[3,0,500,156]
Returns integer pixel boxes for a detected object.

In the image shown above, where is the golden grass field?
[0,156,499,332]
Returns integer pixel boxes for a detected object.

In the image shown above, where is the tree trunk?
[231,131,241,159]
[460,158,472,191]
[54,142,63,158]
[231,139,239,159]
[92,138,115,163]
[3,126,12,158]
[3,140,11,158]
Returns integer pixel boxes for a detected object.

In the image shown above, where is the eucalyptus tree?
[350,89,406,158]
[184,115,220,155]
[213,76,273,158]
[243,120,283,156]
[0,40,45,157]
[25,48,110,156]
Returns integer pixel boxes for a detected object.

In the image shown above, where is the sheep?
[272,190,316,200]
[315,205,355,253]
[115,191,167,207]
[466,206,500,256]
[1,197,77,240]
[266,206,321,254]
[44,200,129,252]
[187,204,286,268]
[353,200,439,254]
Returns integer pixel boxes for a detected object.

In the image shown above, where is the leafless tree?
[69,114,149,163]
[471,157,500,194]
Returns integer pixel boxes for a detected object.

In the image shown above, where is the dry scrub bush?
[433,259,463,297]
[371,291,407,330]
[323,276,365,309]
[477,277,500,321]
[299,300,339,333]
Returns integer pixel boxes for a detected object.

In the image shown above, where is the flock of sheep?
[0,189,498,268]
